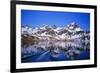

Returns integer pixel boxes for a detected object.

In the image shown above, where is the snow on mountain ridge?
[21,22,90,41]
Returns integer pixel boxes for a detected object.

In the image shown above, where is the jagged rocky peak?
[42,24,49,28]
[21,22,90,41]
[67,22,80,29]
[52,25,57,29]
[39,24,51,30]
[41,24,57,29]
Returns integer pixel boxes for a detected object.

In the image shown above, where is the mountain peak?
[67,22,80,30]
[22,22,89,41]
[71,22,76,25]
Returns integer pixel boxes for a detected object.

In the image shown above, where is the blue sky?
[21,10,90,30]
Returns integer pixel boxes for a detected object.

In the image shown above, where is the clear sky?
[21,9,90,31]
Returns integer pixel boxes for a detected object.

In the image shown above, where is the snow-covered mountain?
[21,22,90,41]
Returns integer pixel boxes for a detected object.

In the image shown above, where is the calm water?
[21,40,90,63]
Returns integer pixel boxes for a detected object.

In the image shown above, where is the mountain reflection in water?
[21,40,90,63]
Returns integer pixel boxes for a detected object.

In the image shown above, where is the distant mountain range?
[21,22,90,41]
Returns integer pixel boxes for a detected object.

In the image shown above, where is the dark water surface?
[21,40,90,63]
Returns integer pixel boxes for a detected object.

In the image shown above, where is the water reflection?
[21,40,90,63]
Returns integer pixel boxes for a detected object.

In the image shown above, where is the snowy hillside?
[21,22,90,41]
